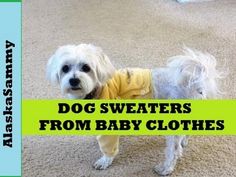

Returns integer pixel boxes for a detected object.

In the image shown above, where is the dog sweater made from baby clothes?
[97,68,153,158]
[99,68,153,99]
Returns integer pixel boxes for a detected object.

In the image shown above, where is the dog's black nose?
[69,78,80,87]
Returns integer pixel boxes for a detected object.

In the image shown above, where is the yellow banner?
[22,100,236,135]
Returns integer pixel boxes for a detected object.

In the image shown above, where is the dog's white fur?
[47,44,222,175]
[47,44,115,99]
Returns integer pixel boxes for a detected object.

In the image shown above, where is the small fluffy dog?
[47,44,222,175]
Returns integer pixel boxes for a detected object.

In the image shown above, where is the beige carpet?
[23,0,236,176]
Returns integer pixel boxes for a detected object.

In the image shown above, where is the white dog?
[46,44,222,175]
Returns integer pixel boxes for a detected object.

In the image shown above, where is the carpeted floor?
[23,0,236,176]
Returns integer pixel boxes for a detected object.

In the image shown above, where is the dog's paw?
[154,164,174,176]
[93,156,114,170]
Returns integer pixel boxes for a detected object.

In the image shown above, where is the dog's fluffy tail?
[167,48,225,99]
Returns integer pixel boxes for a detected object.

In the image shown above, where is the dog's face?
[47,44,115,99]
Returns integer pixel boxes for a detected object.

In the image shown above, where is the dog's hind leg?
[154,136,185,176]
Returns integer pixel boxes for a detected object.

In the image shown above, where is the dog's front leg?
[93,135,120,170]
[155,136,186,176]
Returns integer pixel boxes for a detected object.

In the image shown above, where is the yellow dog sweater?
[99,68,153,99]
[97,68,153,158]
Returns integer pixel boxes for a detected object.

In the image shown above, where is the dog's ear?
[84,44,115,84]
[46,54,60,85]
[95,47,115,84]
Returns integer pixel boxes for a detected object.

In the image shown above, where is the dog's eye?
[81,64,90,72]
[62,65,70,73]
